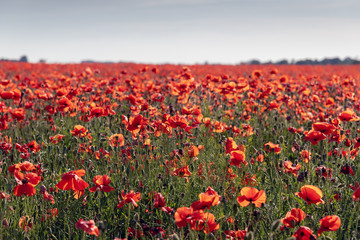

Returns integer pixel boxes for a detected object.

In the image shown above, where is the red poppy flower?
[338,109,359,122]
[174,207,195,228]
[8,161,36,174]
[70,125,88,138]
[108,133,125,147]
[75,219,100,237]
[295,185,324,205]
[13,171,41,197]
[317,215,341,236]
[117,190,141,208]
[19,215,33,232]
[293,226,317,240]
[89,175,115,193]
[312,122,336,135]
[49,134,65,144]
[191,186,221,210]
[283,160,301,177]
[43,191,55,204]
[304,130,326,145]
[237,187,266,207]
[224,230,247,240]
[172,165,192,178]
[10,108,26,121]
[229,149,247,167]
[340,164,354,176]
[264,142,281,154]
[55,169,89,192]
[194,212,219,234]
[281,208,306,229]
[153,192,166,208]
[315,165,332,178]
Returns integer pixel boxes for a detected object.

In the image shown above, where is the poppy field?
[0,61,360,239]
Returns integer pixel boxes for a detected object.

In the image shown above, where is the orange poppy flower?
[108,133,125,147]
[57,97,73,112]
[49,134,65,144]
[70,125,88,138]
[338,109,359,122]
[89,175,115,193]
[172,165,192,178]
[10,108,26,121]
[281,208,306,229]
[191,186,221,210]
[283,160,301,177]
[19,215,33,232]
[13,171,41,197]
[293,226,317,240]
[194,212,219,234]
[43,191,55,204]
[229,149,247,168]
[117,190,141,208]
[55,169,89,192]
[295,185,324,205]
[300,150,311,163]
[174,207,194,228]
[304,130,326,145]
[75,219,100,237]
[225,137,238,154]
[237,187,266,207]
[264,142,281,154]
[317,215,341,236]
[312,122,336,135]
[224,230,247,239]
[8,161,36,174]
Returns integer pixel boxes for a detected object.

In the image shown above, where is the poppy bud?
[40,185,46,194]
[98,221,105,231]
[271,219,282,232]
[2,218,8,228]
[244,231,254,240]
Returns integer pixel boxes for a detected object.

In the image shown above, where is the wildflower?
[295,185,324,205]
[89,175,115,193]
[19,215,33,232]
[338,109,359,122]
[70,125,88,138]
[317,215,341,236]
[281,208,306,230]
[13,171,41,197]
[75,219,100,237]
[55,169,89,192]
[108,133,125,147]
[312,122,336,135]
[49,134,65,144]
[191,186,221,210]
[264,142,281,154]
[304,130,326,145]
[237,187,266,207]
[293,226,317,240]
[283,160,301,177]
[117,190,141,208]
[229,149,247,167]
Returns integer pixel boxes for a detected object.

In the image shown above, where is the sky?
[1,0,360,64]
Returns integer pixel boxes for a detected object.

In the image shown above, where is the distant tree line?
[243,57,360,65]
[0,55,28,62]
[1,55,360,65]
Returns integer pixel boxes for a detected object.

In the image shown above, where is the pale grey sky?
[1,0,359,64]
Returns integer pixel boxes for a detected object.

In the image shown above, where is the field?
[0,61,359,239]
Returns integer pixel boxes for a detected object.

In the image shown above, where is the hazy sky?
[1,0,360,64]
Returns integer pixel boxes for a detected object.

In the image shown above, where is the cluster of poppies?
[1,62,360,239]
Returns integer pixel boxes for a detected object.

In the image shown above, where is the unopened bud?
[2,218,9,228]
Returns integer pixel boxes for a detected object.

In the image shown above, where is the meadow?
[0,61,359,239]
